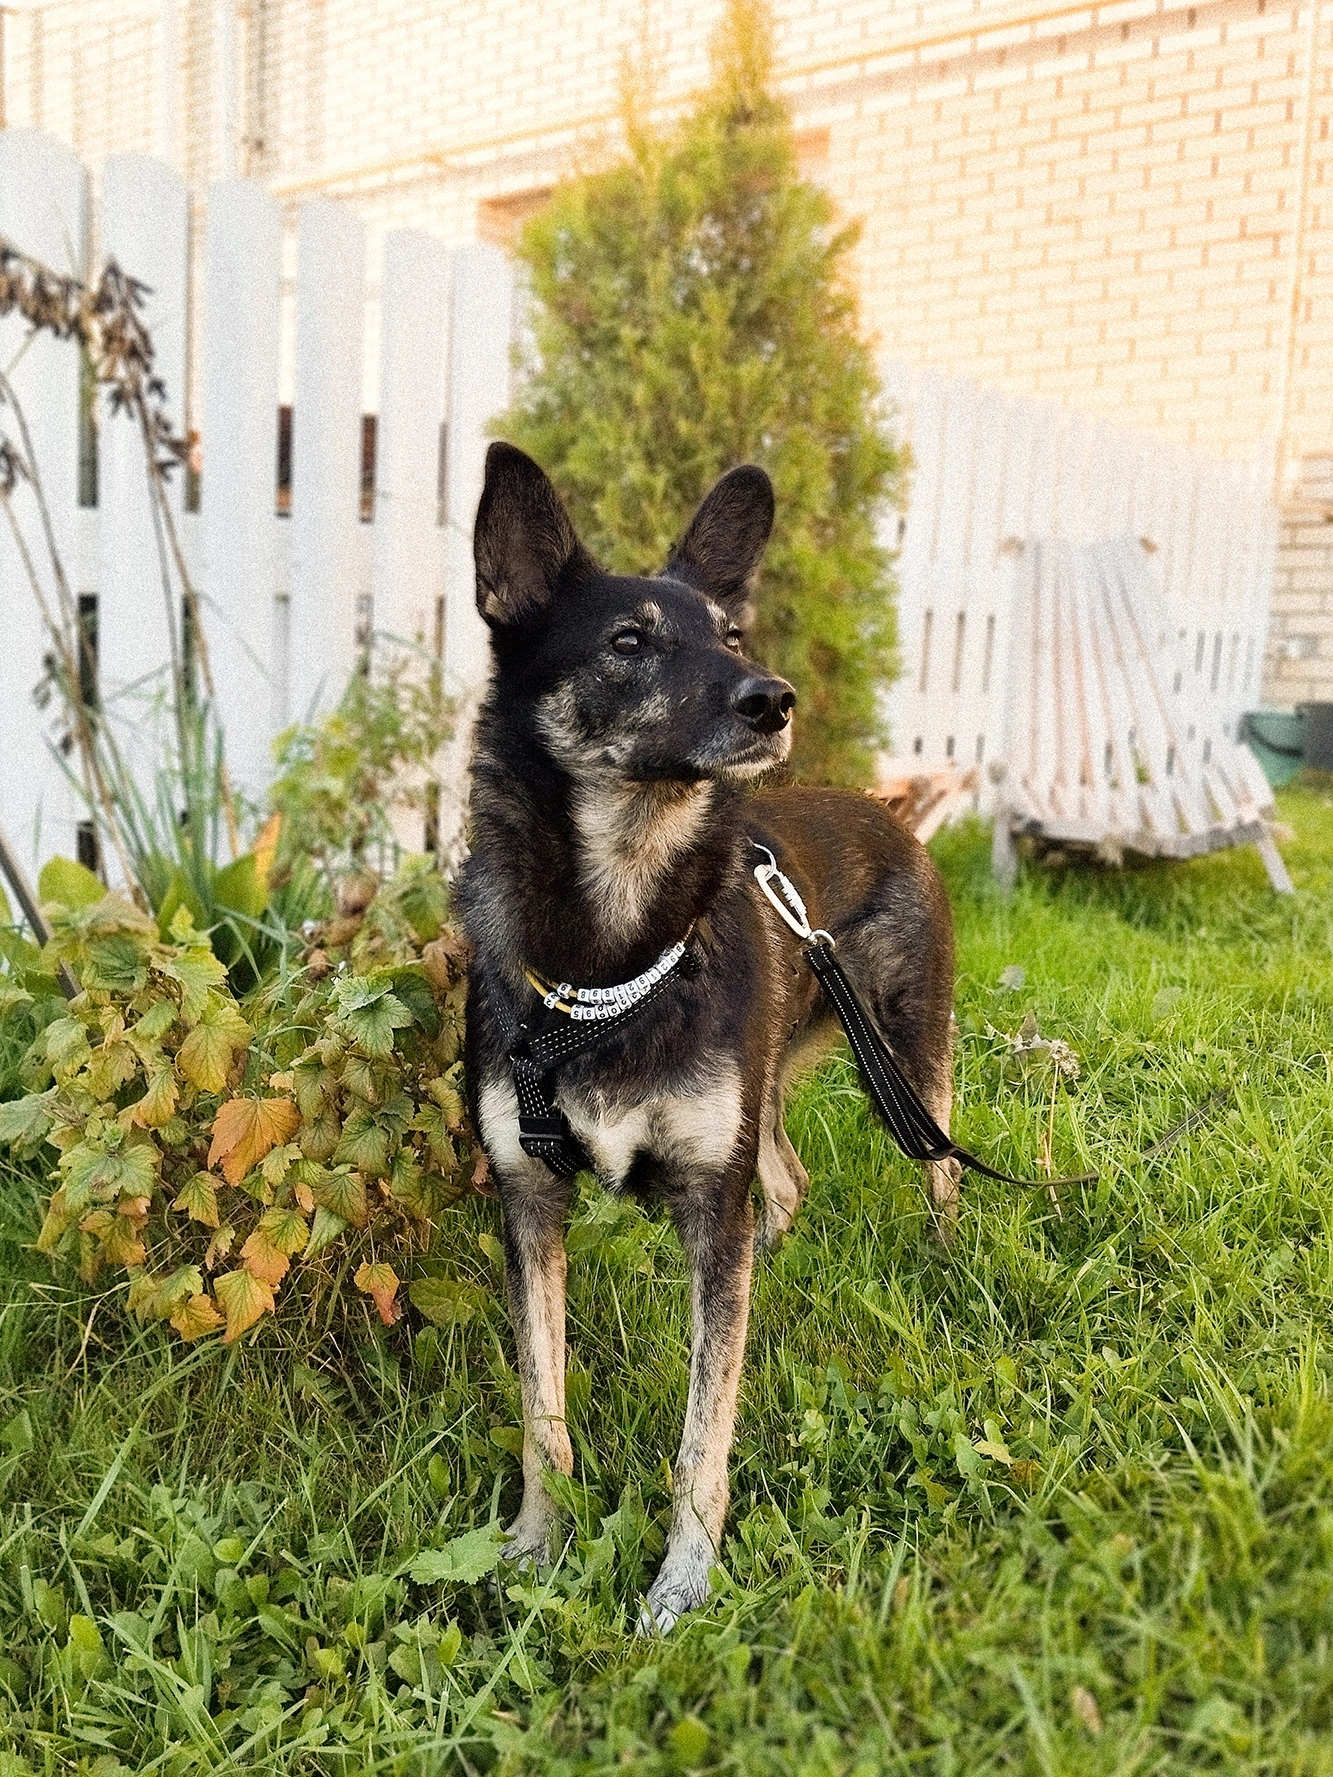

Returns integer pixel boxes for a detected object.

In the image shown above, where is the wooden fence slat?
[441,243,512,706]
[372,229,451,854]
[372,229,449,656]
[200,177,282,808]
[288,198,367,726]
[434,242,513,852]
[97,153,190,798]
[962,384,1010,774]
[0,129,89,875]
[885,365,945,756]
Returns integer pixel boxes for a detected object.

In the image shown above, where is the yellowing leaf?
[129,1064,178,1128]
[61,1140,157,1211]
[204,1224,236,1270]
[215,1268,275,1342]
[177,997,252,1093]
[426,1078,466,1129]
[171,1171,221,1229]
[333,1109,392,1179]
[412,1103,456,1171]
[100,1215,147,1268]
[240,1207,309,1287]
[83,1038,139,1101]
[133,998,177,1044]
[388,1151,429,1219]
[36,1188,76,1253]
[260,1142,299,1187]
[312,1167,368,1227]
[176,1021,232,1093]
[208,1097,300,1186]
[45,1015,92,1074]
[170,1292,225,1341]
[354,1260,401,1326]
[155,945,227,1025]
[252,810,282,887]
[127,1264,202,1321]
[38,854,105,912]
[973,1438,1013,1465]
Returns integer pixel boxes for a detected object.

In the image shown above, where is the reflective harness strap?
[493,963,686,1177]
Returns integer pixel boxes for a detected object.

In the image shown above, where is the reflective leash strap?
[751,842,1098,1191]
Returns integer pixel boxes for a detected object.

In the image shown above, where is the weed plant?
[1,789,1330,1771]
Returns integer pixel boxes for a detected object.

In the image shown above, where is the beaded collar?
[522,925,696,1021]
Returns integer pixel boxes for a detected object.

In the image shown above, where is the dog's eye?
[611,629,643,656]
[724,629,744,654]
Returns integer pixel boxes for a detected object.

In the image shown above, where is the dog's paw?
[753,1202,793,1255]
[636,1555,713,1637]
[501,1517,555,1571]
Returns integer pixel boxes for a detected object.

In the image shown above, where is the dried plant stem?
[1042,1070,1063,1219]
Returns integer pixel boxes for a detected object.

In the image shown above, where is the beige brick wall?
[5,0,1333,706]
[1270,457,1333,706]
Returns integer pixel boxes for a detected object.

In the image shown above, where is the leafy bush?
[502,0,905,786]
[270,652,452,893]
[0,862,480,1344]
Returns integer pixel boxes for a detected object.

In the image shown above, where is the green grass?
[3,786,1333,1774]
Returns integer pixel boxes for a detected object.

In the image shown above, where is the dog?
[460,442,958,1633]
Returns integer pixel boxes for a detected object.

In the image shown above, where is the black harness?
[495,841,1096,1189]
[490,953,695,1177]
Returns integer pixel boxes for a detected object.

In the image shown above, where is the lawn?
[2,788,1332,1775]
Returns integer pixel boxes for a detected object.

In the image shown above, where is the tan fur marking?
[570,780,714,943]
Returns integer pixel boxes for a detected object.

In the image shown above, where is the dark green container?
[1297,702,1333,771]
[1242,710,1304,788]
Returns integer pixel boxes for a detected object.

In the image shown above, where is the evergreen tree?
[501,0,904,786]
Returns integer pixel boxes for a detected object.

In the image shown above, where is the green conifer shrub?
[502,0,905,786]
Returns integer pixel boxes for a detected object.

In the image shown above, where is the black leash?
[749,843,1097,1190]
[495,839,1097,1189]
[803,937,1095,1187]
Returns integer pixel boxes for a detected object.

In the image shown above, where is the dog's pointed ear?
[474,443,588,627]
[662,465,775,615]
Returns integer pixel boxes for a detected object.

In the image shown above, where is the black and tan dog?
[460,443,958,1633]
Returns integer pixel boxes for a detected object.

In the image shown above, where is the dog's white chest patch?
[477,1064,744,1189]
[560,1066,744,1186]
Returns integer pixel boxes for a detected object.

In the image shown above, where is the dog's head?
[474,443,795,785]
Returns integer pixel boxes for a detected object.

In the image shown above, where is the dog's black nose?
[731,674,797,734]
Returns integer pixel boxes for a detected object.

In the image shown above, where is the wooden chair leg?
[991,810,1018,891]
[1256,826,1295,895]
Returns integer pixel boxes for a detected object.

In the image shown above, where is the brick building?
[3,0,1332,708]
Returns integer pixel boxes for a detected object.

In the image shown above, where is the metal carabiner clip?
[750,843,835,946]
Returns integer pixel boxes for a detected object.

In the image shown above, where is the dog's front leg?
[498,1170,574,1564]
[641,1177,755,1635]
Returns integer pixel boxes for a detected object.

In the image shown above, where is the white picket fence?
[0,126,1281,887]
[0,127,510,879]
[881,361,1277,806]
